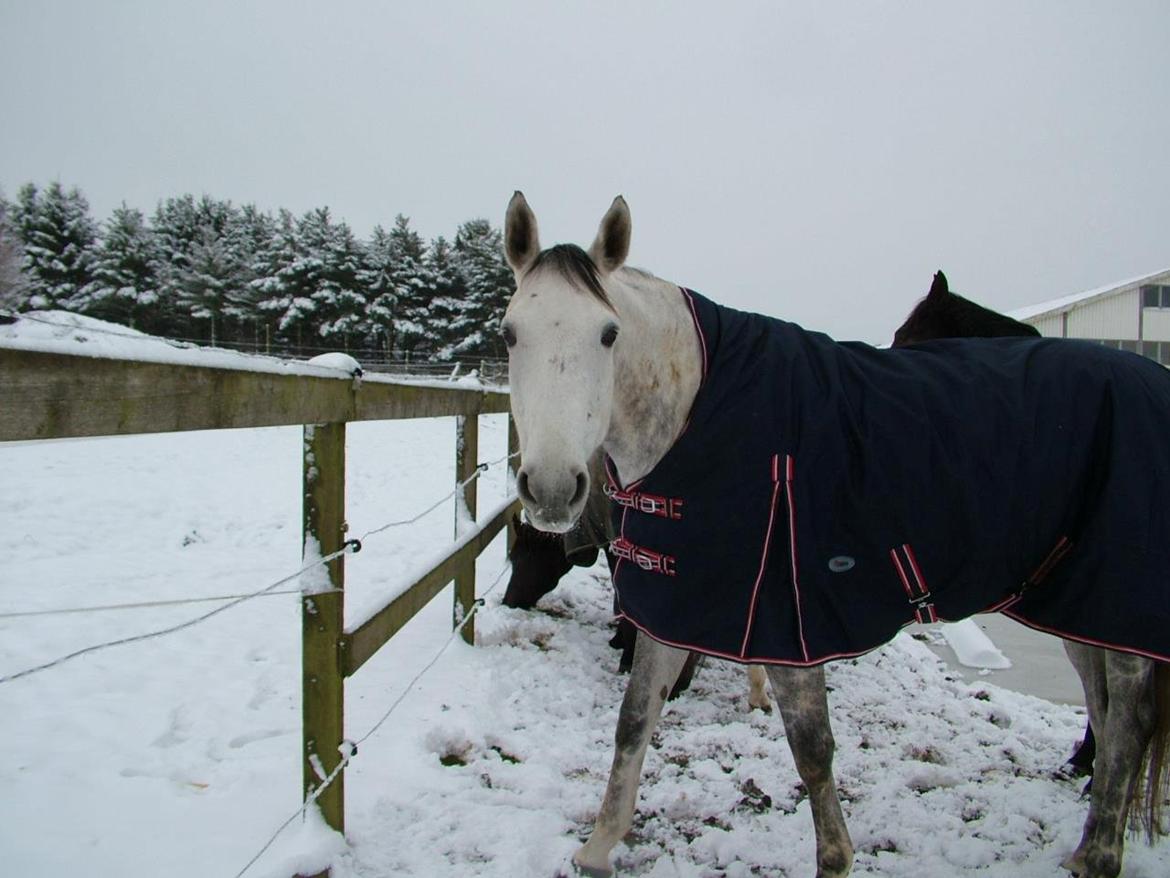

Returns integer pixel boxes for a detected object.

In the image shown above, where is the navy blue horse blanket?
[606,289,1170,666]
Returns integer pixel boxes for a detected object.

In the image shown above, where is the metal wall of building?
[1065,288,1139,339]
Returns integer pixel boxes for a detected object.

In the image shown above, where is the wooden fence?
[0,346,520,876]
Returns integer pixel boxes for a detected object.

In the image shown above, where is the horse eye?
[501,323,517,348]
[601,324,619,348]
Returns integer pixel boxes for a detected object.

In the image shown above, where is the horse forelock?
[527,244,615,311]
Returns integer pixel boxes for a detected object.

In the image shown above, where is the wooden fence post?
[302,422,347,845]
[454,415,479,644]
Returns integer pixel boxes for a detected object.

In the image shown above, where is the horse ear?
[505,191,541,274]
[589,196,631,275]
[929,270,949,299]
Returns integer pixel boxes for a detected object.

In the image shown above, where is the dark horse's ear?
[589,196,631,275]
[505,191,541,274]
[928,270,949,300]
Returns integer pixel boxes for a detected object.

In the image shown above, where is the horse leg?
[767,664,853,878]
[748,664,772,712]
[572,632,690,877]
[1062,642,1156,878]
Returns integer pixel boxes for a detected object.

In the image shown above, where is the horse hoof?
[1060,850,1086,875]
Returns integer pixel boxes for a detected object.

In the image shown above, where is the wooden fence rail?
[0,345,519,874]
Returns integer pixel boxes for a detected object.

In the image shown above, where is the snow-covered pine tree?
[443,218,514,361]
[177,223,245,347]
[151,195,243,341]
[86,204,159,330]
[13,182,98,311]
[0,191,28,313]
[232,204,276,349]
[360,224,398,355]
[313,214,367,350]
[251,207,363,352]
[417,234,464,360]
[359,214,430,358]
[253,208,309,351]
[150,194,202,337]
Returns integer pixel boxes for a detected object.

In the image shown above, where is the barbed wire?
[233,557,513,878]
[0,450,518,684]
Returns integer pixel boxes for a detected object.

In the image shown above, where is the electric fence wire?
[232,557,513,878]
[0,450,518,684]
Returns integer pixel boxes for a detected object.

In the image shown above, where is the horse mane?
[529,244,613,309]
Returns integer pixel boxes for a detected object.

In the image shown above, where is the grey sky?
[2,1,1167,343]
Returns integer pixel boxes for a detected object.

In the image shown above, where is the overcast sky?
[2,1,1167,343]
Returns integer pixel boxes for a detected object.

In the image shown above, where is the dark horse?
[896,270,1097,774]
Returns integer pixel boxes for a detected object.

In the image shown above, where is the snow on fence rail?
[0,346,521,878]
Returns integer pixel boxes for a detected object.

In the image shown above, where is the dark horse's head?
[501,515,572,608]
[893,271,1040,347]
[502,513,605,609]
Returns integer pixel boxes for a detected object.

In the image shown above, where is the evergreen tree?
[177,223,245,346]
[443,218,514,360]
[0,192,28,313]
[313,215,367,348]
[249,207,365,350]
[85,204,158,329]
[253,208,310,348]
[416,234,464,359]
[231,204,275,347]
[152,195,241,338]
[150,194,202,336]
[14,182,98,310]
[360,214,429,356]
[360,224,397,353]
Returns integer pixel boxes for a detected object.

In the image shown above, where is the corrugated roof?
[1008,267,1170,321]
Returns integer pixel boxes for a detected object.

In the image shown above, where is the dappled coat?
[607,289,1170,666]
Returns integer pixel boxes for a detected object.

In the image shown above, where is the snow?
[939,619,1012,671]
[306,352,363,377]
[0,310,500,393]
[1,319,1168,877]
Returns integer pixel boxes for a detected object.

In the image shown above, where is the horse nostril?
[516,469,535,506]
[570,469,588,508]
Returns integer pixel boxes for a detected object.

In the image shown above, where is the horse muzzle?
[516,464,588,534]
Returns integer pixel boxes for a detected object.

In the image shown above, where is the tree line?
[0,182,516,362]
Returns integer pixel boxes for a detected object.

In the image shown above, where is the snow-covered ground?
[2,318,1168,877]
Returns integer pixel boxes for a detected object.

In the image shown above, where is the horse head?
[893,270,1040,347]
[502,192,630,532]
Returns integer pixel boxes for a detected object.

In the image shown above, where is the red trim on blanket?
[783,454,811,663]
[617,611,884,668]
[740,454,783,657]
[681,287,709,386]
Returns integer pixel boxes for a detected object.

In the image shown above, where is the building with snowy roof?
[1009,268,1170,365]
